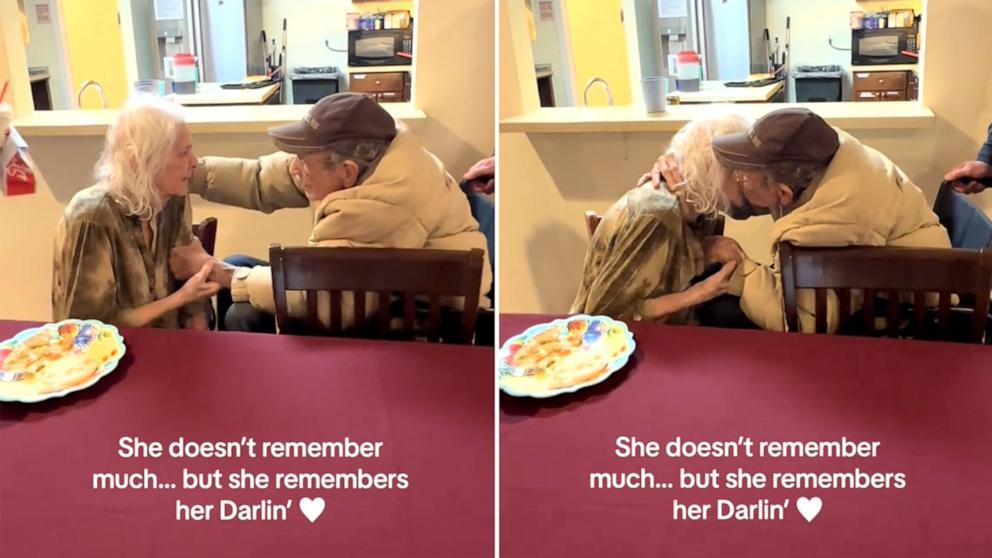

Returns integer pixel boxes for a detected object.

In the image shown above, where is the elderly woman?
[570,113,751,324]
[52,97,219,328]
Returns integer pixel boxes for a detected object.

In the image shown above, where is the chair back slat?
[354,289,367,330]
[377,290,391,334]
[837,289,851,329]
[862,288,876,333]
[305,290,320,330]
[937,292,952,339]
[912,290,927,338]
[427,295,442,343]
[886,289,900,337]
[192,217,218,256]
[814,288,828,333]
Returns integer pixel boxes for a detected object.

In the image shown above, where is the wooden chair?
[583,210,726,239]
[585,211,604,238]
[779,242,992,343]
[192,217,218,256]
[269,245,485,344]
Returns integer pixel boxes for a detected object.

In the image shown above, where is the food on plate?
[0,321,123,399]
[500,317,632,395]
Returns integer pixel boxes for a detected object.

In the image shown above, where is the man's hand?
[177,262,221,305]
[637,153,684,191]
[702,236,745,265]
[944,160,992,194]
[170,237,213,280]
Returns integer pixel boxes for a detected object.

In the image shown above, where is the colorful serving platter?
[0,319,126,403]
[499,315,635,398]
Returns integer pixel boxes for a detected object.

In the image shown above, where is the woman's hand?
[177,262,221,304]
[702,236,745,265]
[689,260,738,303]
[637,153,684,190]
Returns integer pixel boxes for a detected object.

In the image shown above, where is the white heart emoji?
[299,497,326,523]
[797,497,822,523]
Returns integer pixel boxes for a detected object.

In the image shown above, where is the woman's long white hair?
[95,96,186,220]
[667,111,750,217]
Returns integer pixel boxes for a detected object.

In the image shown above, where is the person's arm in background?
[462,156,495,194]
[188,152,309,212]
[944,122,992,194]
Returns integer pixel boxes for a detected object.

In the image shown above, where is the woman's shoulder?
[62,184,119,227]
[609,183,681,223]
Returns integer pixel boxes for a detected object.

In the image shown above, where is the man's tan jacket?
[733,130,951,333]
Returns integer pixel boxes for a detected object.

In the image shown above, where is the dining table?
[0,321,493,557]
[500,314,992,558]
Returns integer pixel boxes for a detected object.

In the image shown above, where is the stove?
[288,67,342,104]
[290,66,341,78]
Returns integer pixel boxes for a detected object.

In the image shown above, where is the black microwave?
[348,28,413,67]
[852,27,918,65]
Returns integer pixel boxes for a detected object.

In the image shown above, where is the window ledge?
[14,102,426,137]
[500,102,934,134]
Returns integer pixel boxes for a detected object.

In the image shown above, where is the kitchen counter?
[167,81,281,106]
[500,101,935,133]
[13,102,427,137]
[667,79,784,104]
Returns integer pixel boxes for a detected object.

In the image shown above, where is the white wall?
[0,0,494,321]
[22,0,71,109]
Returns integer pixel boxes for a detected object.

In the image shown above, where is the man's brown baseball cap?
[711,107,839,170]
[267,92,397,154]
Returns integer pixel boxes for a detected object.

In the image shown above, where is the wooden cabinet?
[853,70,915,102]
[349,71,411,103]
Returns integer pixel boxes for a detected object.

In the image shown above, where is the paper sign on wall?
[539,1,554,21]
[658,0,688,18]
[35,4,50,24]
[154,0,184,21]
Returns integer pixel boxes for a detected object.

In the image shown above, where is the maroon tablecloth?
[500,315,992,557]
[1,321,493,557]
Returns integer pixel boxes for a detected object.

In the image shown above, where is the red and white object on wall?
[1,104,37,197]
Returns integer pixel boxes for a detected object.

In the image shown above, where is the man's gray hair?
[764,160,827,194]
[321,139,389,180]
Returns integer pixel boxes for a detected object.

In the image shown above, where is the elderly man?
[170,93,492,332]
[707,107,950,332]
